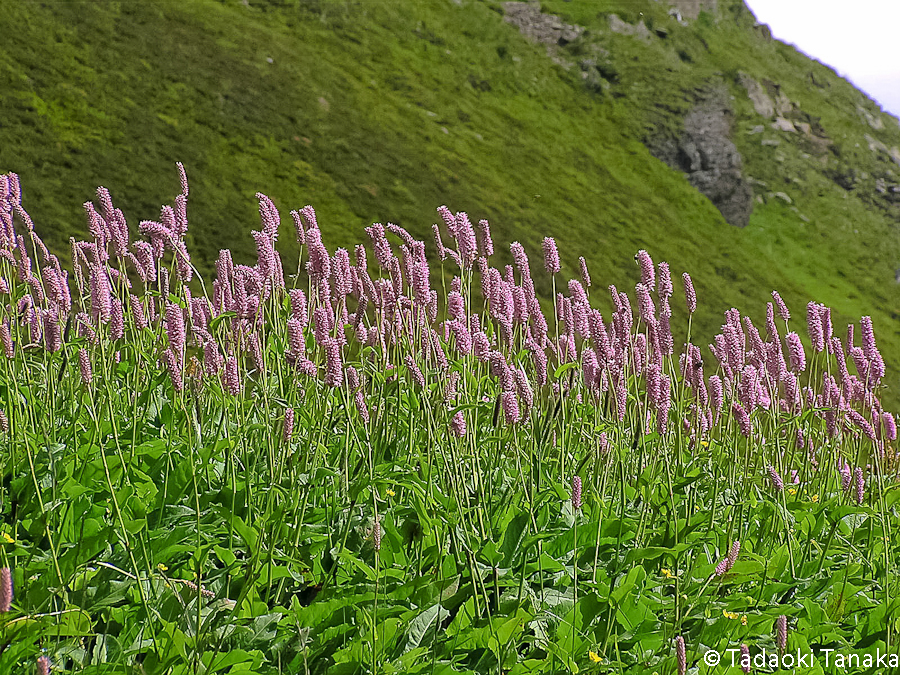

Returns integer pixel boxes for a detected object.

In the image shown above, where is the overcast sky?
[745,0,900,119]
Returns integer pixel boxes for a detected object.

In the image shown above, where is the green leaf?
[611,565,646,605]
[403,603,450,653]
[501,512,530,567]
[553,361,579,379]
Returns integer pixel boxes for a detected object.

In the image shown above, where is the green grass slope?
[1,0,899,399]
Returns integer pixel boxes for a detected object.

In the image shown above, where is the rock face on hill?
[503,2,754,227]
[502,2,583,48]
[667,0,718,20]
[650,87,754,228]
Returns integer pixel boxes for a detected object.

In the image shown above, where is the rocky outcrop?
[502,2,614,88]
[502,2,583,48]
[738,74,797,122]
[739,73,774,118]
[502,3,751,227]
[739,74,833,155]
[666,0,718,20]
[608,14,652,40]
[858,106,885,130]
[865,134,900,167]
[651,86,754,227]
[753,22,773,41]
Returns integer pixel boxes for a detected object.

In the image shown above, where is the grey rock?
[753,22,773,40]
[789,207,810,223]
[650,84,754,227]
[858,106,885,130]
[666,0,718,20]
[738,73,774,119]
[772,117,796,133]
[608,14,652,40]
[502,2,584,47]
[864,134,900,166]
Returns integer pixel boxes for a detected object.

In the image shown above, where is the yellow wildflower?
[157,563,168,572]
[741,615,748,625]
[788,488,797,496]
[811,494,819,503]
[700,441,709,448]
[661,568,676,579]
[589,651,602,663]
[0,532,13,544]
[386,489,396,497]
[723,610,739,620]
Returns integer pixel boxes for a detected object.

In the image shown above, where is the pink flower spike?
[432,224,446,260]
[324,338,343,387]
[283,408,295,444]
[840,462,852,491]
[78,349,92,386]
[510,241,531,279]
[373,521,382,552]
[860,316,877,360]
[768,465,784,492]
[855,467,865,505]
[635,250,654,289]
[727,540,740,570]
[579,256,591,288]
[405,355,426,388]
[635,283,654,323]
[785,332,806,372]
[501,391,520,424]
[733,402,751,437]
[0,566,12,612]
[882,412,897,441]
[657,261,672,298]
[290,210,306,247]
[542,237,560,275]
[682,273,696,314]
[571,475,582,511]
[164,349,184,392]
[675,636,686,675]
[450,411,466,437]
[165,302,186,358]
[355,390,370,423]
[807,302,824,353]
[176,161,189,196]
[436,205,456,234]
[476,219,494,257]
[772,290,790,321]
[714,558,729,577]
[776,615,788,653]
[224,356,241,396]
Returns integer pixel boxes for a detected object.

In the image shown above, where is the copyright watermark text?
[702,647,899,670]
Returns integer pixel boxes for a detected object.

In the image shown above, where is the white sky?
[745,0,900,119]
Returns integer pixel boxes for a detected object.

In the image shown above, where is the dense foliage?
[2,0,900,408]
[0,167,897,673]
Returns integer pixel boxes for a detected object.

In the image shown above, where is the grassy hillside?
[3,3,900,672]
[1,0,899,399]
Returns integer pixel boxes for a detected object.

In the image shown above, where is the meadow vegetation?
[0,166,897,673]
[2,0,900,407]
